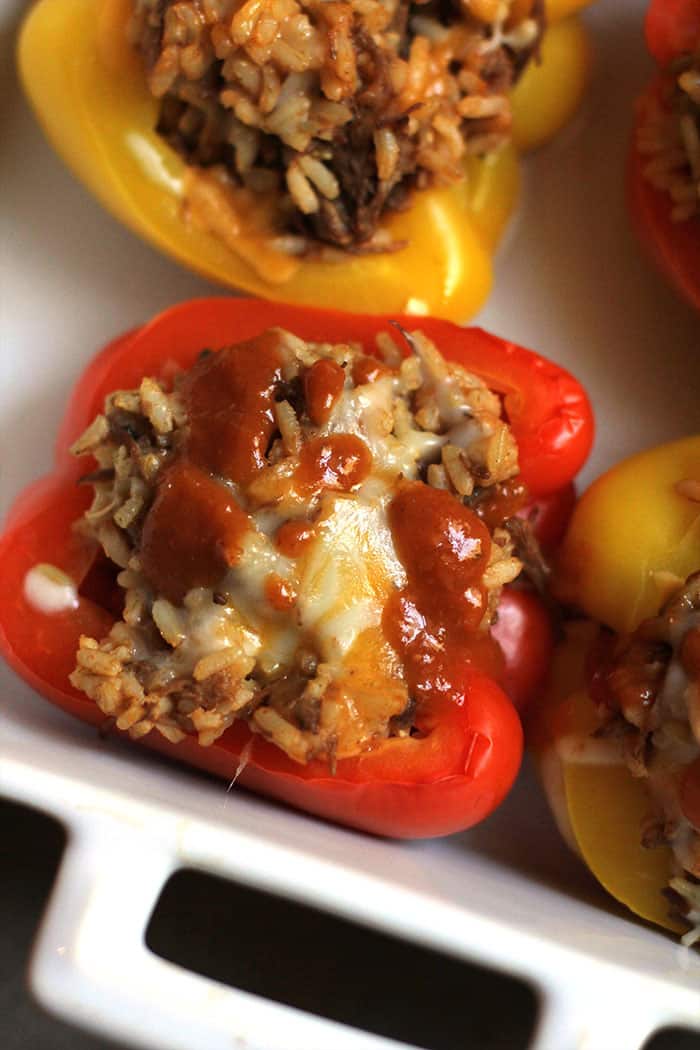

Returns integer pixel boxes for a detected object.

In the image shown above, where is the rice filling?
[129,0,543,252]
[69,325,524,765]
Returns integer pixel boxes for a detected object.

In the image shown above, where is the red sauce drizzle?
[183,331,283,485]
[384,481,501,705]
[265,573,298,611]
[297,435,372,495]
[352,355,391,386]
[587,625,669,722]
[138,334,378,606]
[141,461,251,604]
[472,478,528,531]
[304,359,345,425]
[275,520,316,557]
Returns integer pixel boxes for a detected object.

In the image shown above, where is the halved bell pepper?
[531,436,700,929]
[17,0,592,322]
[629,0,700,311]
[0,298,593,837]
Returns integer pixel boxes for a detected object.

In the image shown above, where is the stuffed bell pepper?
[630,0,700,310]
[0,299,592,837]
[532,435,700,940]
[18,0,592,320]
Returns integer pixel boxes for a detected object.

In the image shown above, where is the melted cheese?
[325,376,446,478]
[298,494,407,665]
[24,564,79,615]
[181,490,408,678]
[220,528,297,676]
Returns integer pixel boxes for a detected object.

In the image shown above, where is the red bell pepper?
[0,299,593,837]
[629,0,700,310]
[492,589,555,715]
[645,0,700,65]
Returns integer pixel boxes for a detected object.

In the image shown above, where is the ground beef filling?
[69,325,524,766]
[590,572,700,942]
[638,49,700,223]
[130,0,543,251]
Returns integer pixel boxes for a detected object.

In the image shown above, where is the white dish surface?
[2,1,700,1048]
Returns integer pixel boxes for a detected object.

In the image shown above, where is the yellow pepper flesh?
[532,630,684,934]
[511,16,592,153]
[546,0,597,20]
[531,439,700,934]
[565,748,683,932]
[556,436,700,635]
[18,0,591,319]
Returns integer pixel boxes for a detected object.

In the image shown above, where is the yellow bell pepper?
[556,436,700,635]
[546,0,597,19]
[18,0,593,320]
[530,437,700,934]
[511,15,592,153]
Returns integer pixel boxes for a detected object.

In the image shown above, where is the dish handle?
[28,819,416,1050]
[26,813,691,1050]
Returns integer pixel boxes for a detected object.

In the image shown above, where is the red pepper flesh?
[629,2,700,310]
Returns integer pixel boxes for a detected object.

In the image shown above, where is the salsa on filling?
[129,0,543,254]
[68,324,526,766]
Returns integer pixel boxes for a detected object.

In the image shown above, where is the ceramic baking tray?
[3,1,700,1046]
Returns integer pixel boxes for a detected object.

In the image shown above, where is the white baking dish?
[3,1,700,1047]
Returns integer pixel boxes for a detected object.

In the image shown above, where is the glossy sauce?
[472,478,528,531]
[384,481,501,705]
[265,573,298,612]
[304,359,345,425]
[297,435,372,495]
[183,331,283,485]
[140,333,383,606]
[587,627,669,723]
[352,355,391,387]
[275,520,316,557]
[23,564,79,615]
[141,461,251,604]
